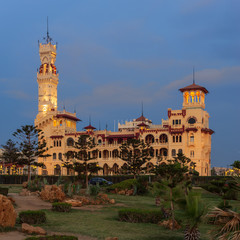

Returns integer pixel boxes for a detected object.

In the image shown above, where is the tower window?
[58,153,62,160]
[53,153,56,160]
[190,151,194,158]
[188,118,196,124]
[190,135,194,143]
[173,136,175,143]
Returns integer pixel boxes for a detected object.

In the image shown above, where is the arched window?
[103,150,109,159]
[53,153,56,160]
[188,117,196,124]
[98,139,102,145]
[54,141,56,147]
[58,153,62,160]
[67,138,74,146]
[145,134,154,144]
[179,136,182,142]
[173,136,175,143]
[172,149,176,157]
[159,134,168,143]
[99,151,102,158]
[59,141,61,147]
[103,164,109,175]
[178,149,182,154]
[160,148,168,157]
[112,163,119,174]
[54,164,61,175]
[190,135,194,143]
[112,149,118,158]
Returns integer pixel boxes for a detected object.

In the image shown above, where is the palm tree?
[206,207,240,240]
[183,192,205,240]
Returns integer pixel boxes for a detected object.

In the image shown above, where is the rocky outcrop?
[0,194,17,227]
[65,199,83,207]
[22,223,46,235]
[40,185,65,202]
[114,188,134,196]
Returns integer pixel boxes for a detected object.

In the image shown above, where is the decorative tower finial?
[193,67,195,84]
[43,17,52,44]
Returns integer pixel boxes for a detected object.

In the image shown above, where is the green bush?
[118,208,163,223]
[107,179,137,191]
[0,187,9,196]
[52,202,71,212]
[25,235,78,240]
[19,211,46,224]
[86,184,100,196]
[217,200,232,210]
[134,177,148,195]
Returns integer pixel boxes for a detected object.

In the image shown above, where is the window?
[190,135,194,143]
[176,136,178,142]
[172,120,175,125]
[178,149,182,154]
[176,120,178,125]
[53,153,56,160]
[58,153,62,160]
[172,149,176,157]
[98,139,102,145]
[188,118,196,124]
[67,138,74,146]
[179,136,182,142]
[190,151,194,158]
[99,151,101,158]
[54,141,56,147]
[59,141,61,147]
[173,136,175,143]
[179,120,181,124]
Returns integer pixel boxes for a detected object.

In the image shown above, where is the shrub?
[52,202,71,212]
[134,177,148,195]
[118,208,163,223]
[0,187,9,196]
[19,211,46,224]
[107,179,137,191]
[86,184,100,196]
[217,200,232,210]
[24,235,78,240]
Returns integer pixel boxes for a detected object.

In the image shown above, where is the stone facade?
[35,36,213,177]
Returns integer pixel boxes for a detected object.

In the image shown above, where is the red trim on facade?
[168,110,171,118]
[182,109,186,117]
[106,134,135,138]
[56,114,81,122]
[84,125,96,130]
[50,135,64,139]
[179,83,209,94]
[186,127,198,132]
[201,128,214,135]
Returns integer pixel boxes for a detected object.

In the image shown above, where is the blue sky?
[0,0,239,167]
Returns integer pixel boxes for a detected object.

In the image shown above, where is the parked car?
[89,177,113,186]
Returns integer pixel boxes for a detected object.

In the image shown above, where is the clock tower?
[36,31,58,119]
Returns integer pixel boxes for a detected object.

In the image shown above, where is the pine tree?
[119,139,153,179]
[64,135,100,187]
[13,125,49,181]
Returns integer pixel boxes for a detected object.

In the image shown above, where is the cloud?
[5,90,31,100]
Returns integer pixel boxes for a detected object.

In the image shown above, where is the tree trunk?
[27,164,31,182]
[85,162,88,188]
[170,188,175,227]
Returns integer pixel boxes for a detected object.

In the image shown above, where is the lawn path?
[0,193,98,240]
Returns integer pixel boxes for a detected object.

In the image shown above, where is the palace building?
[35,33,214,177]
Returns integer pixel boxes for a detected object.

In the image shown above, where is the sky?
[0,0,239,168]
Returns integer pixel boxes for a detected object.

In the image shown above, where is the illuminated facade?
[35,35,214,177]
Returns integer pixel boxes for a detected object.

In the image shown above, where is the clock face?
[43,105,48,112]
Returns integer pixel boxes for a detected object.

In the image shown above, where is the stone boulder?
[22,181,28,188]
[40,185,65,202]
[65,199,82,207]
[0,194,17,227]
[22,223,46,235]
[19,189,31,196]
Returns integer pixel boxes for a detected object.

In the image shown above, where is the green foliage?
[118,208,163,223]
[19,210,46,224]
[217,200,232,210]
[24,236,78,240]
[27,176,43,192]
[107,179,137,191]
[86,184,100,196]
[134,176,149,195]
[12,125,50,181]
[0,187,9,196]
[52,202,72,212]
[0,139,21,164]
[0,226,16,232]
[64,183,82,197]
[118,139,153,177]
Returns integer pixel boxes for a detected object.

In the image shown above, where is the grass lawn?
[37,188,239,240]
[0,184,22,193]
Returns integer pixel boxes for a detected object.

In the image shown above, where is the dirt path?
[0,193,98,240]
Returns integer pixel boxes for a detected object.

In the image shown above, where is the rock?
[105,237,118,240]
[74,196,90,205]
[0,194,17,227]
[7,196,15,205]
[19,189,30,196]
[97,193,110,203]
[158,219,181,230]
[22,181,28,188]
[65,199,82,207]
[126,189,134,196]
[40,185,65,202]
[118,190,125,195]
[22,223,46,235]
[109,199,115,204]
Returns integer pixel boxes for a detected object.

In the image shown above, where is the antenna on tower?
[89,115,91,125]
[43,16,52,43]
[141,101,144,116]
[193,67,195,84]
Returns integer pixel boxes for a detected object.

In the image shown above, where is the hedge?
[119,208,163,223]
[25,236,78,240]
[52,202,71,212]
[0,187,8,196]
[107,179,138,191]
[19,211,46,224]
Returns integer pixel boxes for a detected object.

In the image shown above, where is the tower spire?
[193,67,195,84]
[141,101,144,116]
[44,16,52,43]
